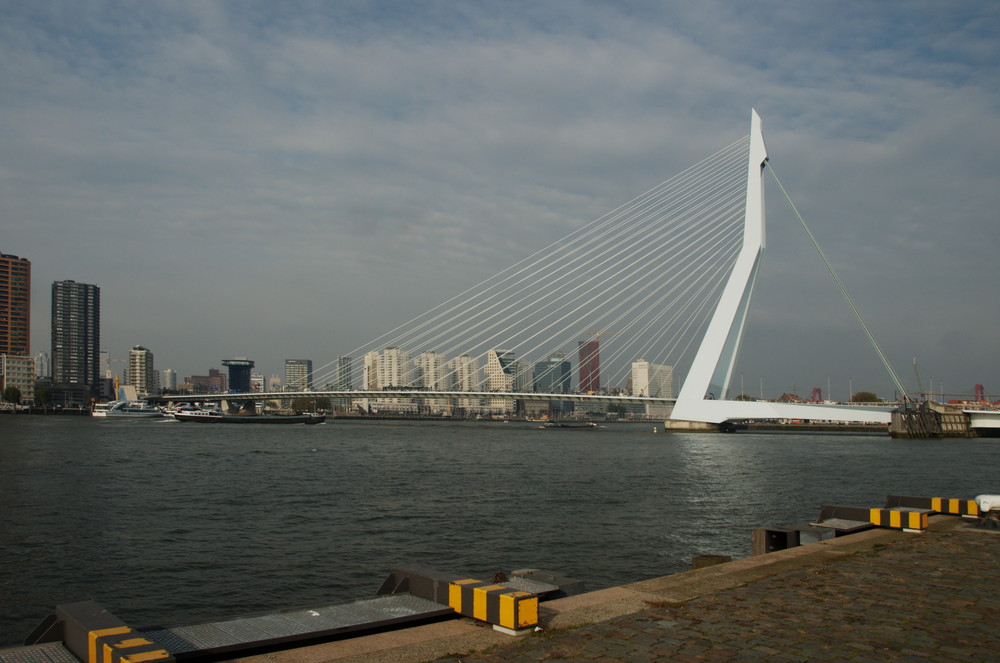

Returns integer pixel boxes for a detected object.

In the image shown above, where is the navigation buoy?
[653,427,658,433]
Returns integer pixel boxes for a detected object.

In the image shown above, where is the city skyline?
[3,4,998,399]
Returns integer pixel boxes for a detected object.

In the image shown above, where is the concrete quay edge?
[234,515,985,663]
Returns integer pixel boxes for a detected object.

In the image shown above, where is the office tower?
[336,356,352,390]
[631,360,674,399]
[284,358,313,391]
[223,358,255,393]
[163,368,177,391]
[578,339,600,393]
[0,252,31,356]
[533,352,573,416]
[35,351,50,378]
[0,354,35,403]
[249,372,265,392]
[631,359,674,418]
[534,352,571,394]
[51,280,101,389]
[128,345,158,396]
[186,368,226,393]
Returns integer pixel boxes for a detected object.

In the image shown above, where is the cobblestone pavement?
[437,528,1000,662]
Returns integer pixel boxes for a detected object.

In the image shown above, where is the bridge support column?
[663,419,724,432]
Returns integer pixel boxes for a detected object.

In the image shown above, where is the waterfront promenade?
[236,516,998,662]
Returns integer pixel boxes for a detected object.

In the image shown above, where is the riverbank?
[0,406,90,415]
[230,515,998,662]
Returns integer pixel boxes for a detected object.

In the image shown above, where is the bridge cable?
[765,166,911,403]
[309,135,751,401]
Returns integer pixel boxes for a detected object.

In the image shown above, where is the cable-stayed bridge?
[186,110,918,430]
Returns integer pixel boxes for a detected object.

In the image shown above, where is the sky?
[2,1,998,401]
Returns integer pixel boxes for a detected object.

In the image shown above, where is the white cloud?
[2,1,998,397]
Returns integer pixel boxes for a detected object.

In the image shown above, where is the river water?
[0,415,995,646]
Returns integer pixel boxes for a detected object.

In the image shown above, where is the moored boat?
[92,400,165,418]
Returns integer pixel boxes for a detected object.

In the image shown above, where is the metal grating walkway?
[3,594,452,663]
[140,594,451,658]
[0,643,79,663]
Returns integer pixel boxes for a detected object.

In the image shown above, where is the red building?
[578,339,600,393]
[0,252,31,356]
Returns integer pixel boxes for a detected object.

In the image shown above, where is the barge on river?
[173,410,325,424]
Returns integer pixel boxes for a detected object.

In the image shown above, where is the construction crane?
[912,358,926,401]
[584,330,623,342]
[101,350,126,380]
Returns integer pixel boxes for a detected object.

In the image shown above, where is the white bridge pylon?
[668,110,892,428]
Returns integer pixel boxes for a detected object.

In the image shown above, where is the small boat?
[92,400,165,418]
[173,409,326,424]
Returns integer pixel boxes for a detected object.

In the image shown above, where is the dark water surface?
[1,416,995,646]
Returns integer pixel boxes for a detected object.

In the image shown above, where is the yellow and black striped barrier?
[56,601,173,663]
[818,504,930,532]
[88,627,171,663]
[448,578,538,633]
[869,508,928,532]
[930,497,980,517]
[885,495,981,518]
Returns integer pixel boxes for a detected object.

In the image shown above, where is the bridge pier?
[663,419,728,432]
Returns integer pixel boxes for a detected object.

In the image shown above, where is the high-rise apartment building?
[414,351,446,390]
[414,350,448,414]
[447,353,482,413]
[127,345,158,396]
[578,339,600,393]
[485,349,517,391]
[0,253,31,356]
[364,348,409,388]
[284,358,313,391]
[448,354,479,391]
[485,349,518,414]
[51,280,101,389]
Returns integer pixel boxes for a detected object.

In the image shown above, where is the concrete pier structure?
[225,516,998,662]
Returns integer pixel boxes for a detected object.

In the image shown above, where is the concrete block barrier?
[55,601,173,663]
[448,579,538,633]
[869,508,929,531]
